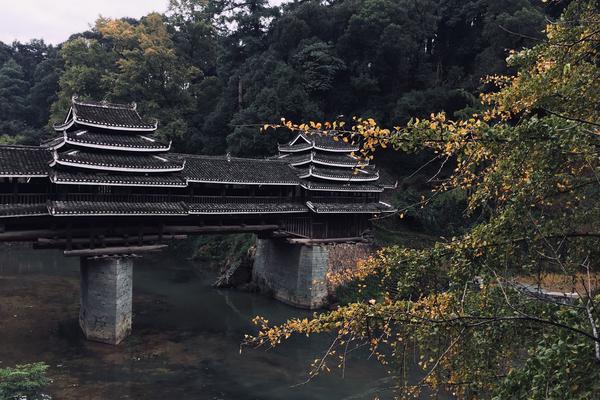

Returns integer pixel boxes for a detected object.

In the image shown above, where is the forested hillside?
[0,0,556,158]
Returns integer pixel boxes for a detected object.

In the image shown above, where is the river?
[0,244,406,399]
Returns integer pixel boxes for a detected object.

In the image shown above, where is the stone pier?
[252,239,330,309]
[79,256,133,345]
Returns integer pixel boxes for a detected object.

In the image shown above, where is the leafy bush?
[0,362,49,400]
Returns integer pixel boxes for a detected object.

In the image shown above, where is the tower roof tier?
[278,151,367,168]
[296,165,379,182]
[45,130,171,152]
[54,97,158,132]
[51,150,185,173]
[300,181,384,192]
[279,132,359,153]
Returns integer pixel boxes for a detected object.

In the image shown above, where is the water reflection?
[0,245,406,400]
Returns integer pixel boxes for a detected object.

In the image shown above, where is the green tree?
[52,14,201,146]
[0,59,29,123]
[245,1,600,399]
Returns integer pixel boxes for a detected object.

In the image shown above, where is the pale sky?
[0,0,285,45]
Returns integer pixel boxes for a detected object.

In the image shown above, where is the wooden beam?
[64,245,168,257]
[36,234,187,247]
[285,237,370,245]
[163,225,279,234]
[0,224,279,242]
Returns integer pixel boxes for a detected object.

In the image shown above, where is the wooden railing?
[0,194,49,204]
[281,216,313,238]
[0,193,292,205]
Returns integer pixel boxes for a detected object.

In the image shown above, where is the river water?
[0,245,403,400]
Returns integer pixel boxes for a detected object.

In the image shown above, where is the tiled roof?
[297,165,379,182]
[63,130,170,152]
[0,203,48,218]
[306,201,396,214]
[279,132,359,153]
[278,142,313,153]
[53,150,185,172]
[312,152,365,167]
[51,171,187,187]
[73,99,156,129]
[277,153,312,166]
[279,152,366,168]
[300,181,384,192]
[54,97,157,131]
[180,154,300,185]
[0,146,51,177]
[49,201,188,216]
[311,133,359,151]
[188,202,308,214]
[378,168,398,189]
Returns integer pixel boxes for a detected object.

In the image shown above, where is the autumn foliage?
[247,2,600,399]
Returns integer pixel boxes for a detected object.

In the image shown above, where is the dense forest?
[0,0,558,158]
[4,1,600,399]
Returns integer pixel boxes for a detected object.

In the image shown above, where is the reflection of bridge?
[0,97,396,344]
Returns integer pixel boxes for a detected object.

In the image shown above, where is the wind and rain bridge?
[0,97,395,344]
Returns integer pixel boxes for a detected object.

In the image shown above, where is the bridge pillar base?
[79,256,133,345]
[253,239,329,309]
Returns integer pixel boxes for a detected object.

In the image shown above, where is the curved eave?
[42,137,67,151]
[300,183,383,193]
[283,152,367,168]
[312,159,367,168]
[278,143,359,153]
[313,144,360,153]
[290,160,311,167]
[308,171,379,182]
[54,118,158,132]
[186,179,298,186]
[50,159,185,174]
[64,137,171,153]
[381,182,399,190]
[278,144,312,153]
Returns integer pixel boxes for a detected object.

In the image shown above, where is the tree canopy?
[0,0,549,158]
[245,1,600,398]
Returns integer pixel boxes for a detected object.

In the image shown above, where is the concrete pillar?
[253,239,329,309]
[79,256,133,345]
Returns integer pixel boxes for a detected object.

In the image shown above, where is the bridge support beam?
[253,239,329,309]
[79,256,133,345]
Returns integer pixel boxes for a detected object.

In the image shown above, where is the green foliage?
[0,59,29,122]
[244,2,600,399]
[1,0,547,156]
[0,362,49,400]
[190,234,256,267]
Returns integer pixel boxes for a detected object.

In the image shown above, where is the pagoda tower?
[45,96,186,191]
[277,131,395,215]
